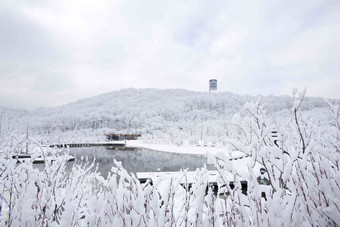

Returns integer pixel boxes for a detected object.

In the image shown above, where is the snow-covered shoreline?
[126,140,245,158]
[126,140,261,179]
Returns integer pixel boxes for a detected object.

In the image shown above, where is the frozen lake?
[66,146,214,177]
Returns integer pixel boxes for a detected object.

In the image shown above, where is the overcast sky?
[1,0,339,109]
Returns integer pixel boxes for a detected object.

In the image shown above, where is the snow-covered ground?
[126,140,244,158]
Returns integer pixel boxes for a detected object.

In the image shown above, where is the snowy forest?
[0,88,337,145]
[0,88,339,226]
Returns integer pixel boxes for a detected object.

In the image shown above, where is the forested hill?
[1,88,338,144]
[33,88,331,115]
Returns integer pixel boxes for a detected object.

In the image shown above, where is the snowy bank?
[127,140,262,179]
[126,140,245,158]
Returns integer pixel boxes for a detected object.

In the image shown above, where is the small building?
[209,79,217,93]
[105,133,141,141]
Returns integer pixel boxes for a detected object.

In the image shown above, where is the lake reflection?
[67,147,213,177]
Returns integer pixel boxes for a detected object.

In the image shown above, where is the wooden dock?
[137,170,220,185]
[50,141,126,148]
[136,170,247,193]
[12,154,75,164]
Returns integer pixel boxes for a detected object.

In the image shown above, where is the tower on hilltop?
[209,79,217,93]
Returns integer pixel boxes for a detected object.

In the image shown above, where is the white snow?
[126,140,245,158]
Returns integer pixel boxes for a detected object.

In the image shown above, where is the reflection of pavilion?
[105,133,141,141]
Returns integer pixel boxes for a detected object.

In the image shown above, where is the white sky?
[1,0,340,109]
